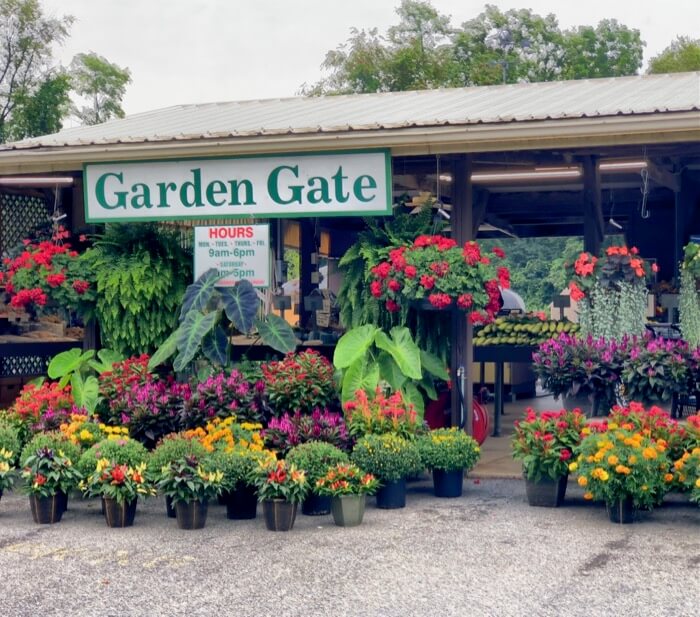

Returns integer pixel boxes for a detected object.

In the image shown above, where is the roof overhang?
[0,111,698,175]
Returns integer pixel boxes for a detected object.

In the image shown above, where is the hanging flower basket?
[369,235,509,324]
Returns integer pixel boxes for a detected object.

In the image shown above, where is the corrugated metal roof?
[2,72,700,151]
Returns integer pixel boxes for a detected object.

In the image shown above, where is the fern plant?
[336,204,451,361]
[81,224,192,356]
[680,268,700,348]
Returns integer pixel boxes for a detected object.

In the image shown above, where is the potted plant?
[567,244,655,340]
[532,333,626,416]
[418,428,481,498]
[254,459,309,531]
[285,441,349,515]
[511,408,586,507]
[368,235,508,322]
[81,458,155,527]
[0,424,20,504]
[620,335,691,407]
[351,433,422,509]
[217,446,275,520]
[148,433,209,518]
[679,243,700,348]
[343,388,426,440]
[315,463,379,526]
[157,454,225,530]
[573,427,671,523]
[21,432,82,513]
[261,349,339,417]
[21,447,82,524]
[671,447,700,506]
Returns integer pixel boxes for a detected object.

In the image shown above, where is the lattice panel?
[0,192,52,256]
[0,355,50,378]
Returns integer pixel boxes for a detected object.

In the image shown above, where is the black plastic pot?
[29,494,64,524]
[225,484,258,520]
[262,499,297,531]
[175,500,209,530]
[524,474,568,507]
[301,493,331,516]
[432,468,464,498]
[376,478,407,509]
[103,498,137,528]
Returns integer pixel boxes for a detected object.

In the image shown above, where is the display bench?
[473,345,538,437]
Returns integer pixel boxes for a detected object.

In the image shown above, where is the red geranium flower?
[419,274,435,290]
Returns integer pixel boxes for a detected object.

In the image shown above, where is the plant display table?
[473,344,538,437]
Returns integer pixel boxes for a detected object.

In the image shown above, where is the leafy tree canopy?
[70,52,131,125]
[303,1,646,94]
[648,36,700,74]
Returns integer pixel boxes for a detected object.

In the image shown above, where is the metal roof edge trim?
[0,111,698,175]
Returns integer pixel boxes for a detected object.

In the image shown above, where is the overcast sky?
[42,0,700,116]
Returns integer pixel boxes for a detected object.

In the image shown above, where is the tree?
[4,71,71,140]
[648,36,700,74]
[304,1,646,93]
[0,0,72,142]
[70,52,131,125]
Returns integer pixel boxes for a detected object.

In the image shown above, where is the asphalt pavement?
[0,478,698,617]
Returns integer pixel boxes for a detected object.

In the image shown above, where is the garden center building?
[1,71,699,428]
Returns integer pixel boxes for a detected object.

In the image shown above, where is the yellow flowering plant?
[59,414,111,449]
[418,428,481,472]
[184,417,265,454]
[0,447,16,492]
[350,433,422,482]
[80,458,155,504]
[573,427,671,510]
[215,445,276,491]
[671,447,700,506]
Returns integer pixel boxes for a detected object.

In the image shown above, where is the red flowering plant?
[0,226,94,319]
[369,235,509,323]
[96,354,153,424]
[80,457,155,504]
[6,381,75,442]
[254,459,309,504]
[566,244,655,340]
[511,408,587,481]
[261,349,339,416]
[342,388,426,440]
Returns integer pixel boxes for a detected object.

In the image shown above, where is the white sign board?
[83,150,391,222]
[194,224,270,288]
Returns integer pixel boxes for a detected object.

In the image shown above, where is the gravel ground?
[0,478,698,617]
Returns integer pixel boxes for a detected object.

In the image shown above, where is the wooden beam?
[582,156,604,254]
[449,155,474,436]
[645,159,681,192]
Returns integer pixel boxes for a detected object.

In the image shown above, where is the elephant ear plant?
[149,268,298,374]
[333,324,448,418]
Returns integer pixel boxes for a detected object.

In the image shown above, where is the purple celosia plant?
[262,409,350,455]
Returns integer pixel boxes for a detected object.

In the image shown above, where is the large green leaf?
[179,268,220,320]
[148,328,180,370]
[48,348,94,380]
[89,349,124,374]
[420,349,449,381]
[402,382,425,421]
[341,357,380,403]
[174,311,218,372]
[221,280,258,334]
[377,351,407,391]
[418,373,438,400]
[374,326,421,380]
[202,325,229,366]
[333,325,379,369]
[256,314,297,354]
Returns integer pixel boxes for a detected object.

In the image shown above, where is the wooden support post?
[449,155,474,435]
[299,219,315,330]
[582,156,604,255]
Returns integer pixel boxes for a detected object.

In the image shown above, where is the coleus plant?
[148,269,297,373]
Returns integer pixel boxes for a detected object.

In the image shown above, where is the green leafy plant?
[419,428,481,472]
[20,432,81,469]
[81,223,192,356]
[77,437,149,478]
[351,433,422,482]
[679,245,700,348]
[254,459,309,503]
[157,454,225,504]
[314,462,379,497]
[0,446,15,492]
[215,446,276,491]
[46,347,122,413]
[147,433,209,481]
[333,324,447,416]
[81,458,155,504]
[285,442,349,491]
[149,268,297,373]
[21,447,82,497]
[0,423,21,465]
[511,408,587,481]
